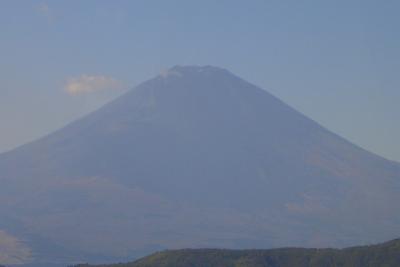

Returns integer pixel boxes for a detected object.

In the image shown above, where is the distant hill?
[0,66,400,266]
[74,239,400,267]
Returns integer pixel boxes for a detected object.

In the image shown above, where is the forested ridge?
[73,238,400,267]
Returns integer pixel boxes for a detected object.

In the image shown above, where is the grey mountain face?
[0,66,399,266]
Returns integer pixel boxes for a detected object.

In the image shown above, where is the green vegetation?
[72,238,400,267]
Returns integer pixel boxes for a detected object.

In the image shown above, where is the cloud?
[159,69,182,78]
[38,2,50,14]
[0,230,32,265]
[37,2,53,21]
[65,75,123,95]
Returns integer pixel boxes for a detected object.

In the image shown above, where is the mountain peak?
[1,65,400,266]
[159,65,229,78]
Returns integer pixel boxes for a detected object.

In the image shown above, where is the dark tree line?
[69,238,400,267]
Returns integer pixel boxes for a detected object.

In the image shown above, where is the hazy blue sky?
[1,0,399,161]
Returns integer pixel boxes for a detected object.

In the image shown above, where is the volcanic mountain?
[0,66,399,266]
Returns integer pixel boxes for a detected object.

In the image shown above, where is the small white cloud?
[159,69,182,78]
[37,2,53,21]
[38,2,50,14]
[0,230,32,265]
[65,75,123,95]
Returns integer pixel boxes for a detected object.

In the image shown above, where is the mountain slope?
[0,66,399,266]
[75,239,400,267]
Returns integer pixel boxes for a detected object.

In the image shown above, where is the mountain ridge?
[0,66,399,266]
[2,65,395,165]
[73,238,400,267]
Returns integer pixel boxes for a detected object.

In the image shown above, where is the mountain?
[73,238,400,267]
[0,66,399,266]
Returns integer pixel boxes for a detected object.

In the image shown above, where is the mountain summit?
[0,66,399,266]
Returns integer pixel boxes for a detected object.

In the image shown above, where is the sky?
[0,0,399,161]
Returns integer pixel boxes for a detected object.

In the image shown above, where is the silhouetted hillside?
[73,239,400,267]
